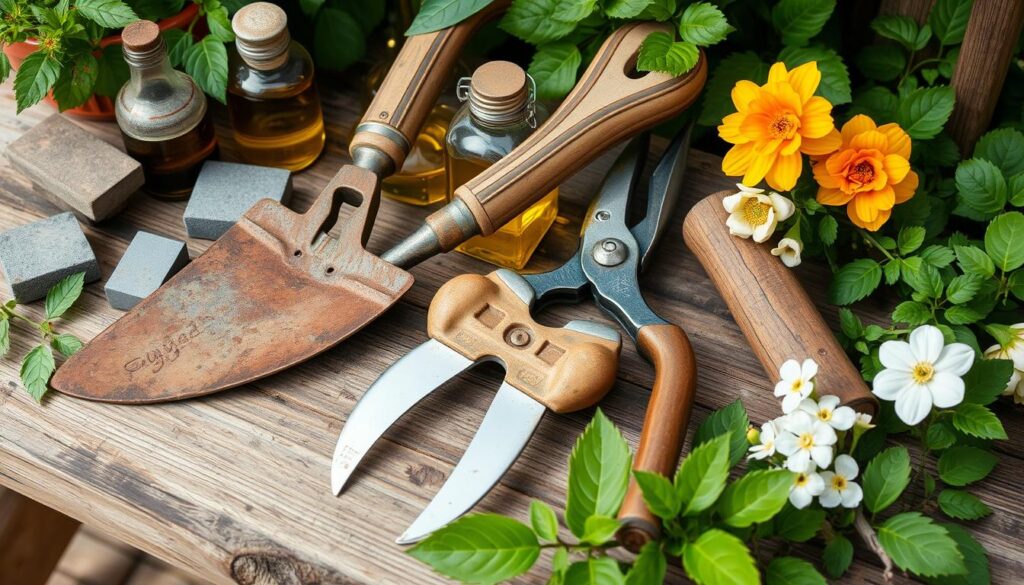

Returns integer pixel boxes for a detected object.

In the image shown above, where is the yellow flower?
[719,61,841,191]
[812,115,918,231]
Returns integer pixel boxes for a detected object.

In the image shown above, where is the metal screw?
[594,210,611,221]
[592,238,627,266]
[507,327,532,347]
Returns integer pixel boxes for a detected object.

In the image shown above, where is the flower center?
[798,432,814,449]
[768,113,798,139]
[790,378,803,393]
[795,473,808,487]
[912,362,935,384]
[832,475,847,490]
[818,409,832,421]
[849,159,876,185]
[742,198,772,226]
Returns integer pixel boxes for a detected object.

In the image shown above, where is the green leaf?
[938,446,997,486]
[51,334,84,357]
[1009,173,1024,207]
[683,529,758,585]
[130,0,186,20]
[45,272,85,320]
[771,0,836,47]
[897,86,956,140]
[580,515,620,545]
[974,128,1024,176]
[564,557,623,585]
[675,434,730,516]
[829,259,882,305]
[774,504,825,542]
[0,317,9,358]
[839,307,864,338]
[604,0,654,19]
[856,44,906,82]
[633,470,679,519]
[872,14,920,48]
[13,51,61,114]
[849,86,899,122]
[963,358,1013,405]
[884,259,902,285]
[925,523,990,585]
[552,0,597,22]
[624,541,666,585]
[20,344,55,402]
[819,214,838,245]
[777,46,851,105]
[0,52,11,85]
[862,446,911,513]
[921,245,955,267]
[955,158,1007,220]
[902,261,944,298]
[766,556,827,585]
[823,535,854,579]
[1009,270,1024,301]
[927,421,958,449]
[95,45,130,98]
[636,32,698,77]
[952,403,1007,439]
[206,5,235,42]
[500,0,577,45]
[718,469,793,527]
[52,52,99,112]
[678,2,732,47]
[877,512,967,577]
[565,409,631,537]
[984,212,1024,271]
[693,400,749,467]
[77,0,137,27]
[892,300,931,326]
[407,514,540,583]
[938,490,992,520]
[313,8,365,72]
[945,273,984,304]
[163,30,194,68]
[407,0,494,35]
[184,36,228,103]
[954,245,995,277]
[529,500,558,542]
[898,226,927,255]
[528,43,581,100]
[930,0,974,45]
[698,51,768,126]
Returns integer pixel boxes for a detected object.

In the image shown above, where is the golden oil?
[381,104,454,205]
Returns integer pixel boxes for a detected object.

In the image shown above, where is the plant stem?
[859,229,896,261]
[854,510,894,584]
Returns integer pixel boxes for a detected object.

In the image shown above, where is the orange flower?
[719,61,842,191]
[813,115,918,231]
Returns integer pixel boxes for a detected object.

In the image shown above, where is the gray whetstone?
[5,114,144,223]
[104,231,190,311]
[183,161,292,240]
[0,212,100,302]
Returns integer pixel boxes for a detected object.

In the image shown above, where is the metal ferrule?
[381,199,480,268]
[351,146,394,178]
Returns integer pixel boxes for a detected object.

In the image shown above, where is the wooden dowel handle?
[349,1,509,171]
[452,22,707,236]
[682,192,877,415]
[617,323,697,553]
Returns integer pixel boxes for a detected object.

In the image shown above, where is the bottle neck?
[125,42,180,88]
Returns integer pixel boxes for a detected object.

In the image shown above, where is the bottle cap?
[232,2,290,71]
[121,20,164,67]
[459,61,535,127]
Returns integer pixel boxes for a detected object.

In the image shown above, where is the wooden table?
[0,83,1021,584]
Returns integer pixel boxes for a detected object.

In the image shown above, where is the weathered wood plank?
[0,488,80,585]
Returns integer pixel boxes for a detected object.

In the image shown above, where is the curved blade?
[396,382,545,544]
[332,339,474,495]
[632,124,692,270]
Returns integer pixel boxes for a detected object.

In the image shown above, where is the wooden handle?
[682,192,878,415]
[427,271,621,413]
[349,1,509,171]
[452,22,707,236]
[617,323,697,552]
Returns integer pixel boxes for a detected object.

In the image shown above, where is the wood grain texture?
[878,0,935,23]
[0,83,1020,584]
[947,0,1024,155]
[0,488,80,585]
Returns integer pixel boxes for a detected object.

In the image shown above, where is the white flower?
[789,469,825,509]
[982,323,1024,404]
[854,412,875,430]
[873,325,975,425]
[776,411,837,472]
[723,184,795,243]
[819,455,863,509]
[798,395,856,431]
[748,420,781,460]
[774,358,818,413]
[771,237,803,267]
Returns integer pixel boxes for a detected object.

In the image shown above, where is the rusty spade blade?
[52,166,413,403]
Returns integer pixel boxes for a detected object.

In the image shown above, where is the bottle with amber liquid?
[446,61,558,270]
[227,2,325,171]
[116,20,218,201]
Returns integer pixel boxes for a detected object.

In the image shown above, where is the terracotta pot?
[3,4,200,120]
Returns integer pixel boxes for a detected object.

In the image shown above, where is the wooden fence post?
[0,489,80,585]
[879,0,935,23]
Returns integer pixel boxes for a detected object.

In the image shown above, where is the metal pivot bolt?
[506,326,533,348]
[593,238,628,267]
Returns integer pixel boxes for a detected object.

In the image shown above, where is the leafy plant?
[1,272,86,402]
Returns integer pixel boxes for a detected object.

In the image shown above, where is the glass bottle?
[227,2,325,171]
[446,61,558,270]
[116,20,218,201]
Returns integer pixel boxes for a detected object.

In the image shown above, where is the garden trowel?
[52,21,707,403]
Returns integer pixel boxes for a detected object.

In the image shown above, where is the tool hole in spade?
[624,53,650,80]
[315,184,367,247]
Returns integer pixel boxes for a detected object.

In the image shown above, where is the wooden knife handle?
[349,1,509,171]
[451,22,707,237]
[617,323,697,552]
[682,191,878,415]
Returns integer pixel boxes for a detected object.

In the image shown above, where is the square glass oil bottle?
[445,62,558,270]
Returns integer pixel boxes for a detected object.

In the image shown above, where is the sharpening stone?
[0,212,101,302]
[104,231,190,311]
[183,161,293,240]
[5,115,144,223]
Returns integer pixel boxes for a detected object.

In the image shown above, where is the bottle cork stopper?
[232,2,290,70]
[122,20,161,53]
[468,61,530,125]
